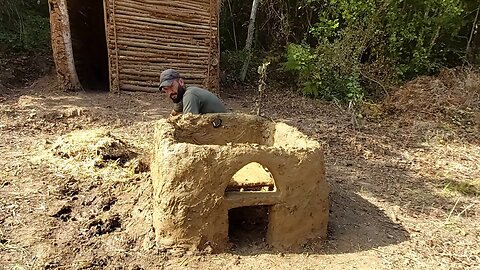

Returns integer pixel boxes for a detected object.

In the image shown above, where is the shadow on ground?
[323,182,409,254]
[228,182,410,256]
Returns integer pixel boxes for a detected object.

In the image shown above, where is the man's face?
[162,79,184,103]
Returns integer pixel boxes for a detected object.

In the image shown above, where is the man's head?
[159,69,186,103]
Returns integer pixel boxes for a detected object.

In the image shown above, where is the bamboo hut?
[48,0,220,93]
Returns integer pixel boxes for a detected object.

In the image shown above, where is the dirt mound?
[386,69,480,128]
[0,51,52,91]
[52,128,138,167]
[37,128,156,266]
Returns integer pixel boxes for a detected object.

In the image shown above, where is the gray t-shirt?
[174,86,226,114]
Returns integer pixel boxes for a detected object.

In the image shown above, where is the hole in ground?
[228,205,270,249]
[67,0,109,91]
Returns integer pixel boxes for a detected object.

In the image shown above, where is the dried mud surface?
[151,114,328,251]
[1,72,479,269]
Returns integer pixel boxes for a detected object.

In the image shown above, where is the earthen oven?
[48,0,219,92]
[151,114,329,251]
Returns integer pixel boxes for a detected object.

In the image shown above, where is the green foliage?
[221,50,263,83]
[285,43,364,104]
[0,0,50,52]
[305,0,465,78]
[284,0,470,103]
[384,0,464,77]
[443,179,480,197]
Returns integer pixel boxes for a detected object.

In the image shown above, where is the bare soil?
[1,71,479,269]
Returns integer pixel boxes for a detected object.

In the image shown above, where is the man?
[159,69,227,115]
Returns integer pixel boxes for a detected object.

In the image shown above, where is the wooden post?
[256,61,270,116]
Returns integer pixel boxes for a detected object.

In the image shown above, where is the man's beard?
[170,85,186,103]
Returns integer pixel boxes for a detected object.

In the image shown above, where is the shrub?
[285,0,468,104]
[0,0,50,52]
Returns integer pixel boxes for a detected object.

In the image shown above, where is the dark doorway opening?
[67,0,109,91]
[228,205,270,249]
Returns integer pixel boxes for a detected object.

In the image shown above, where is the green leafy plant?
[284,0,469,104]
[384,0,464,78]
[0,0,50,52]
[285,42,364,105]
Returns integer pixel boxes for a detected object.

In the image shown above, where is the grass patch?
[442,179,480,197]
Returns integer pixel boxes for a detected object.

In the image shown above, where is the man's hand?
[170,109,181,117]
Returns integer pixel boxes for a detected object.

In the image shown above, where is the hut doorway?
[67,0,109,91]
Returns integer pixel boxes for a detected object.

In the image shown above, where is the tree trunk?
[240,0,261,82]
[49,0,82,91]
[467,5,480,63]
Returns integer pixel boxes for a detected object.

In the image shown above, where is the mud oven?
[151,114,329,251]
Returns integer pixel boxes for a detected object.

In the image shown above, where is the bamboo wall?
[104,0,220,93]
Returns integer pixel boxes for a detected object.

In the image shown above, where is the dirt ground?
[1,70,479,269]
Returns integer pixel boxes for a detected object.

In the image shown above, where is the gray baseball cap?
[159,69,181,89]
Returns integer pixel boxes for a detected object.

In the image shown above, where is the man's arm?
[171,102,183,116]
[182,92,200,114]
